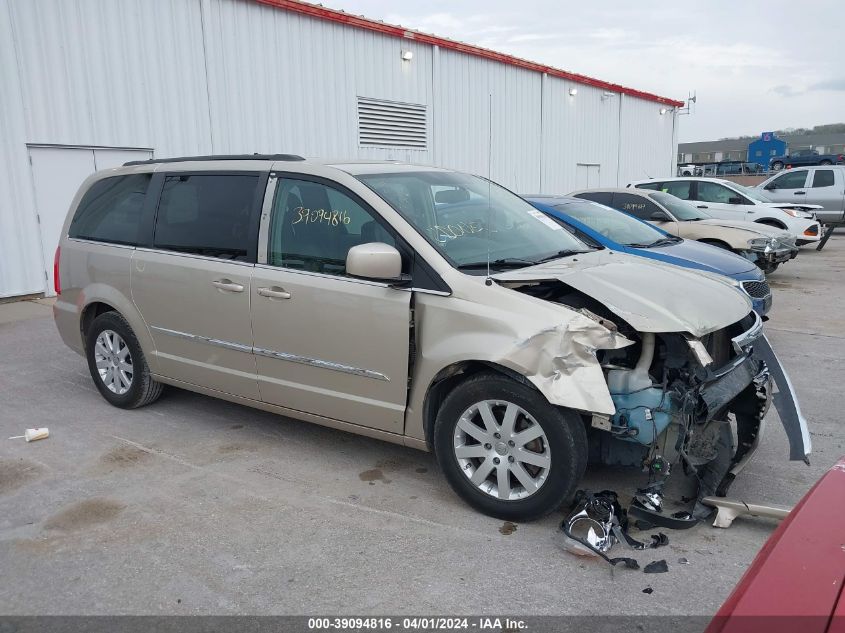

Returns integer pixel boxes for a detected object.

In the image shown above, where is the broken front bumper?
[757,247,798,266]
[702,316,811,499]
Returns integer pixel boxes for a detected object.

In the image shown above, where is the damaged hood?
[761,202,822,213]
[493,250,752,337]
[696,219,791,238]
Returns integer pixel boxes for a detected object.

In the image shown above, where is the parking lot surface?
[1,237,843,616]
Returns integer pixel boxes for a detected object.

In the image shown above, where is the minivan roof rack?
[123,153,306,166]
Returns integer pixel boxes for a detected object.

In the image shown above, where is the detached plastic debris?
[644,560,669,574]
[556,490,669,570]
[8,428,49,442]
[629,481,700,530]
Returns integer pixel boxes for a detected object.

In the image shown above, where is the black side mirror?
[650,211,669,221]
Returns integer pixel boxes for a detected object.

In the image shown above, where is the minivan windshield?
[552,200,673,247]
[356,171,593,270]
[649,191,712,221]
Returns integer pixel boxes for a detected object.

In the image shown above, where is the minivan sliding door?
[131,171,265,399]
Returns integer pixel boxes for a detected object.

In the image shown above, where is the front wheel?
[433,372,587,521]
[759,261,779,274]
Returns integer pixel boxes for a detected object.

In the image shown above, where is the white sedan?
[628,177,822,245]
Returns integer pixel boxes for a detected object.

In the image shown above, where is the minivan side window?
[610,193,663,221]
[68,174,152,245]
[812,170,834,188]
[268,178,396,276]
[153,174,260,261]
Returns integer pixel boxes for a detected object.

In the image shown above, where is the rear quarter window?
[68,174,152,245]
[812,170,834,188]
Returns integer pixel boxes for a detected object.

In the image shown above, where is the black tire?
[771,161,784,171]
[85,311,163,409]
[820,159,832,166]
[433,372,587,521]
[759,262,779,274]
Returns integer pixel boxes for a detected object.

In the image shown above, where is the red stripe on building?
[252,0,685,108]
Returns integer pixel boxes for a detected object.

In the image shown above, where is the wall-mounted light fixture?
[659,107,668,115]
[401,50,413,62]
[569,88,578,96]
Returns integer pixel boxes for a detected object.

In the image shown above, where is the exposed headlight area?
[747,237,779,252]
[782,207,816,220]
[596,314,770,501]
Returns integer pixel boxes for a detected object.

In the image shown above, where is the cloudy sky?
[323,0,845,142]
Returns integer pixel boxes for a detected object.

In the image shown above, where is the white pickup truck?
[757,166,845,225]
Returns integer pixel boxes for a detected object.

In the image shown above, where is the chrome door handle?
[258,286,291,300]
[211,279,245,293]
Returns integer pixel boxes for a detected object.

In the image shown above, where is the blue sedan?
[524,195,772,315]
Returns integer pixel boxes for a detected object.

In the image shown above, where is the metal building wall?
[433,48,542,193]
[540,75,622,194]
[0,0,44,297]
[8,0,212,157]
[618,95,678,185]
[0,0,678,298]
[199,0,433,162]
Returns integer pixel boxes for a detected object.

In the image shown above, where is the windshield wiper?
[629,236,680,248]
[457,258,537,270]
[532,249,592,264]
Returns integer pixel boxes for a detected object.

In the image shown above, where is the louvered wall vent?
[357,97,427,149]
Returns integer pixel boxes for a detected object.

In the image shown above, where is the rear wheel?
[771,161,784,171]
[85,311,163,409]
[434,372,587,521]
[820,159,832,166]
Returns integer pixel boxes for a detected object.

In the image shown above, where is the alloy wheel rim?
[453,399,551,501]
[94,330,133,395]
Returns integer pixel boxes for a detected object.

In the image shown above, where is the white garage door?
[28,146,152,296]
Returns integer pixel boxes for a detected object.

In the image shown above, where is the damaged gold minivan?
[53,155,811,520]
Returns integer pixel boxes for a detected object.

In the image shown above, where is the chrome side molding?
[150,326,389,382]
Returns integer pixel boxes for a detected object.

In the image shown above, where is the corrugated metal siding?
[200,0,433,161]
[433,48,542,193]
[540,76,621,194]
[0,0,44,297]
[618,95,677,185]
[0,0,676,298]
[8,0,211,156]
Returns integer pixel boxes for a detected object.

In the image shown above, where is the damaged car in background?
[54,158,810,525]
[570,187,798,274]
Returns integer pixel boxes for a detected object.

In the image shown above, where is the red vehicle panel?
[707,458,845,633]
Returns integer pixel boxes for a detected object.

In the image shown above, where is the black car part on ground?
[557,490,668,569]
[817,225,835,251]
